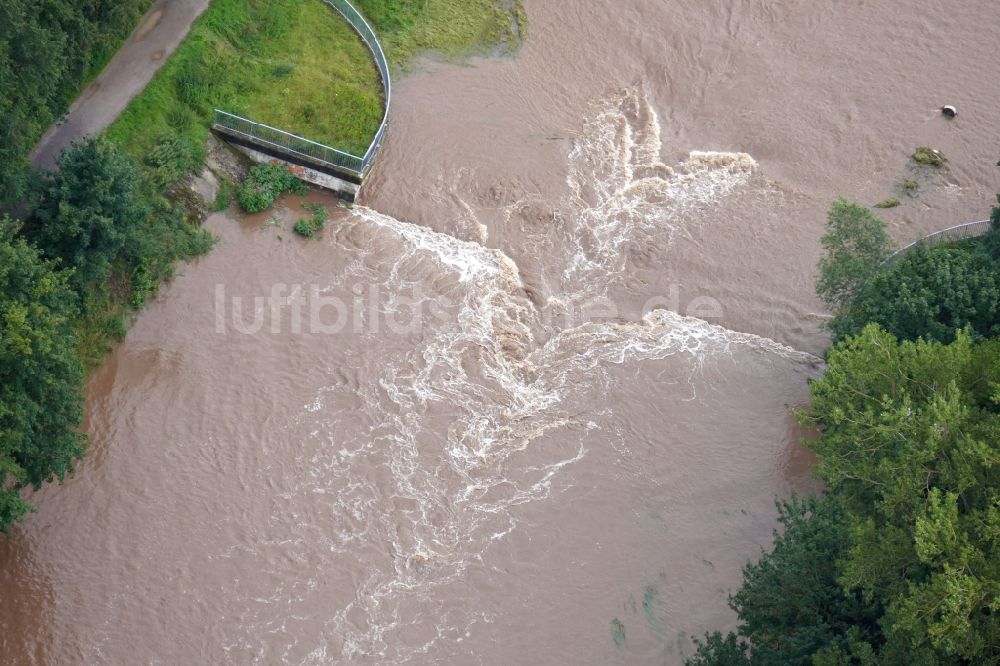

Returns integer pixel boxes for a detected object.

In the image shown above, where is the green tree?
[0,219,86,532]
[802,326,1000,664]
[686,496,881,666]
[0,0,153,204]
[26,137,147,291]
[816,200,892,312]
[979,190,1000,260]
[832,246,1000,344]
[691,327,1000,666]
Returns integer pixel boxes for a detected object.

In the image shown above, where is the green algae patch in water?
[642,585,668,637]
[610,617,627,647]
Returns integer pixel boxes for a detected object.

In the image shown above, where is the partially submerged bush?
[902,179,919,194]
[874,197,900,209]
[293,203,328,238]
[912,146,947,167]
[815,199,892,311]
[237,164,307,213]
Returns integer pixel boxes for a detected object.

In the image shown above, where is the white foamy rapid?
[238,90,820,663]
[503,88,759,315]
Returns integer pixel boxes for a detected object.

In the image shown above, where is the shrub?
[293,203,328,238]
[815,200,892,311]
[293,218,317,237]
[912,146,947,167]
[144,133,200,189]
[26,137,148,292]
[874,197,900,209]
[237,164,307,213]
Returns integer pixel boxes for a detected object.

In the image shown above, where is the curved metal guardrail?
[213,0,391,179]
[880,218,992,268]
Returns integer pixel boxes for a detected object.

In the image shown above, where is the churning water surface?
[2,0,999,663]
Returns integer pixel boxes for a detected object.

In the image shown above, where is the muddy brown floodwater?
[2,0,999,663]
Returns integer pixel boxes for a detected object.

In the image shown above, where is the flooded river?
[2,0,999,663]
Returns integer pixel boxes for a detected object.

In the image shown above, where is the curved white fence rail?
[213,0,391,178]
[880,218,992,268]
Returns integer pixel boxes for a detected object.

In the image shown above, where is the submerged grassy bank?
[355,0,527,65]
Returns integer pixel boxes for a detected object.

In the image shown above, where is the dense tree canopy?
[26,138,148,291]
[687,495,881,666]
[0,220,86,532]
[833,246,1000,343]
[689,327,1000,665]
[821,195,1000,345]
[0,0,152,203]
[807,326,1000,664]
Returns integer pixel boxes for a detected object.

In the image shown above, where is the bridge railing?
[213,110,366,174]
[880,218,992,268]
[324,0,392,168]
[213,0,391,179]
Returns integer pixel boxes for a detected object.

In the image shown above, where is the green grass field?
[107,0,383,159]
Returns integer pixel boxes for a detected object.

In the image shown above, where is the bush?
[293,218,317,237]
[815,200,892,312]
[26,137,148,292]
[912,146,947,167]
[293,203,328,238]
[237,164,307,213]
[144,133,201,189]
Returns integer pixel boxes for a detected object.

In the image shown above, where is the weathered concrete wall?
[234,145,360,203]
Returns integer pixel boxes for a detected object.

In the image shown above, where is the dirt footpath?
[30,0,211,169]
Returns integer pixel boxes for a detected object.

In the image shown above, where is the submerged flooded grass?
[354,0,527,65]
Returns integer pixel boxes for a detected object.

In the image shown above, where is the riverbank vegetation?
[0,222,87,532]
[687,180,1000,665]
[0,0,528,532]
[237,164,308,214]
[0,0,154,204]
[0,136,213,531]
